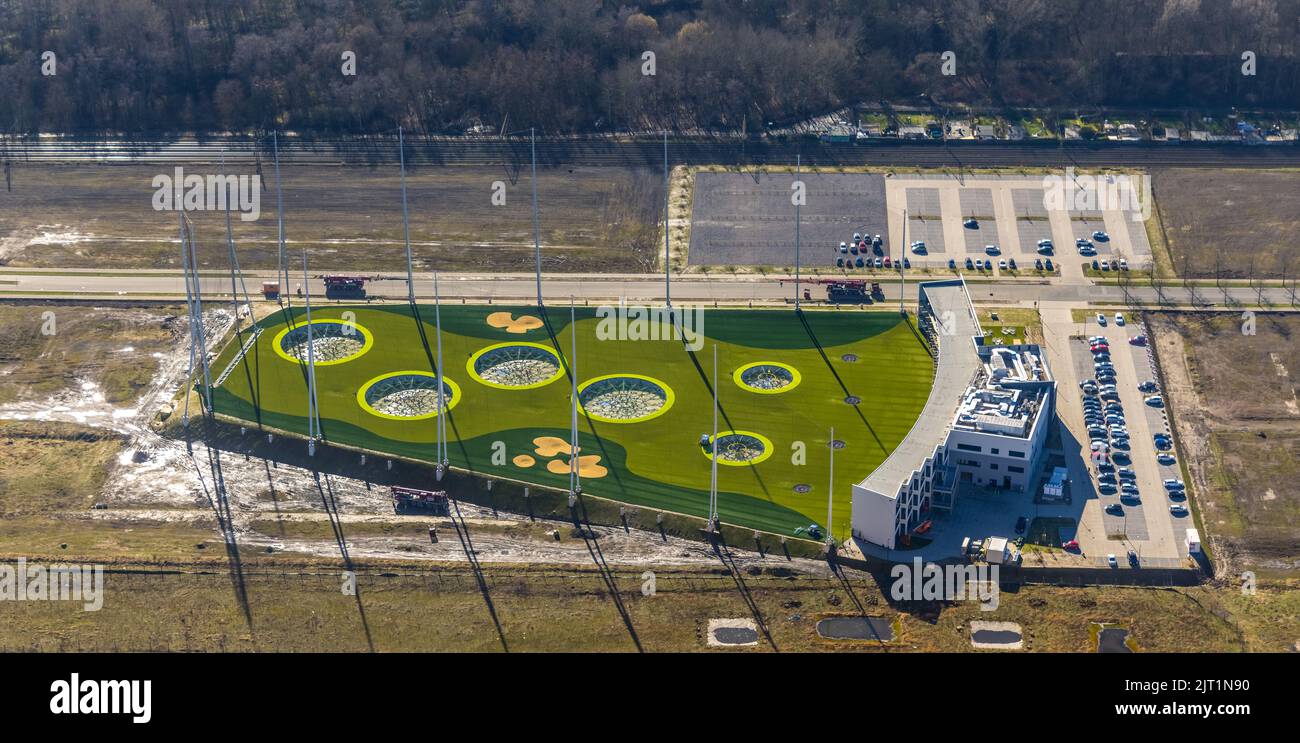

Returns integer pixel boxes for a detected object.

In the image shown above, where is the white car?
[1107,554,1118,567]
[985,244,1000,255]
[1119,258,1129,270]
[1115,313,1125,326]
[1096,313,1107,326]
[1145,395,1164,407]
[839,242,848,254]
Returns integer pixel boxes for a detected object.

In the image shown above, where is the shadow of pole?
[447,496,510,652]
[712,534,778,650]
[573,497,644,652]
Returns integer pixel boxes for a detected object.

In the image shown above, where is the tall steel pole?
[302,251,319,455]
[178,213,197,428]
[186,218,214,418]
[663,131,671,312]
[827,426,835,547]
[794,154,802,311]
[569,296,581,499]
[899,207,907,314]
[273,132,287,303]
[531,127,543,308]
[709,344,719,529]
[399,126,415,304]
[434,271,448,479]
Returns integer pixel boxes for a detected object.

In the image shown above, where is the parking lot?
[687,172,1155,276]
[885,175,1153,280]
[1067,313,1189,565]
[687,172,890,267]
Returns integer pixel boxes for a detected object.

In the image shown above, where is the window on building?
[956,443,982,453]
[991,448,1000,455]
[1008,466,1025,474]
[989,464,999,471]
[1009,450,1026,458]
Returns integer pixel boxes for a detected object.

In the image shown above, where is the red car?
[883,257,892,268]
[1061,539,1080,551]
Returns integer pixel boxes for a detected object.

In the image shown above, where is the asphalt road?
[1,268,1294,309]
[3,136,1298,168]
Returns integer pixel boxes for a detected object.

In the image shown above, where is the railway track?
[2,136,1297,168]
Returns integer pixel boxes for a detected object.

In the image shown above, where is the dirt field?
[0,302,186,406]
[1146,311,1300,574]
[0,558,1292,652]
[0,164,660,273]
[1152,168,1300,280]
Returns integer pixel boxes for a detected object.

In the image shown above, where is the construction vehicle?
[801,279,869,304]
[391,486,450,515]
[870,282,884,300]
[261,281,281,300]
[323,275,370,300]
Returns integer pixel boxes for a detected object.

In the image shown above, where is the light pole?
[399,126,415,304]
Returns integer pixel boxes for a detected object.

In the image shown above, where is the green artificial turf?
[208,303,934,540]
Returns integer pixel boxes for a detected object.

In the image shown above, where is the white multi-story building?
[851,280,1055,550]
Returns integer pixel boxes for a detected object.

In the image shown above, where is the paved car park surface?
[1071,314,1186,564]
[690,172,1156,276]
[688,172,890,266]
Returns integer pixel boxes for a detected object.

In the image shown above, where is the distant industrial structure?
[851,279,1056,550]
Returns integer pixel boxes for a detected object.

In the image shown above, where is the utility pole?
[399,126,415,304]
[531,127,543,308]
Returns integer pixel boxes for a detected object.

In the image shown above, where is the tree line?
[0,0,1296,135]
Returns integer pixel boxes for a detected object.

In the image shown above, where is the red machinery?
[322,275,370,299]
[392,486,450,515]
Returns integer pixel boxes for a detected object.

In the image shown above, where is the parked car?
[1169,504,1188,516]
[964,218,979,229]
[948,258,957,269]
[985,244,1000,255]
[1096,313,1107,326]
[839,242,848,254]
[1145,395,1164,407]
[1114,313,1125,326]
[1093,230,1110,241]
[965,257,975,269]
[1164,478,1185,490]
[998,259,1007,270]
[1157,453,1176,466]
[1044,259,1054,271]
[1107,553,1118,567]
[1008,258,1017,270]
[984,259,993,271]
[1105,504,1123,516]
[1130,335,1148,346]
[1119,258,1129,270]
